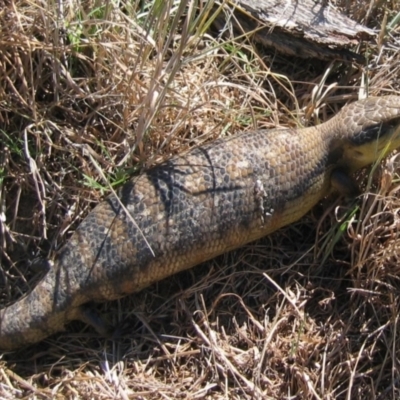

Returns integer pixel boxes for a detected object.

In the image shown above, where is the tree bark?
[214,0,375,62]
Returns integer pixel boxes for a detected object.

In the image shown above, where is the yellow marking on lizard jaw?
[344,124,400,172]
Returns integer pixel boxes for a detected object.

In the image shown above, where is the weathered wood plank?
[214,0,375,61]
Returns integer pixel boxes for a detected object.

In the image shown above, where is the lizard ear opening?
[330,169,360,197]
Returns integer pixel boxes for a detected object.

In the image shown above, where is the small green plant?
[1,130,24,158]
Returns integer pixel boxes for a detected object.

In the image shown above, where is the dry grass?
[1,0,400,398]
